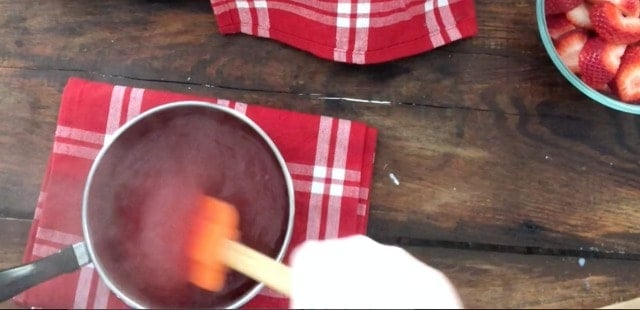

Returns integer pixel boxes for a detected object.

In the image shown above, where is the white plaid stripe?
[355,2,370,28]
[425,0,446,47]
[105,85,126,144]
[357,181,370,216]
[333,0,350,62]
[93,279,110,308]
[32,198,108,307]
[255,0,271,37]
[216,0,408,14]
[359,186,369,200]
[55,126,105,145]
[126,88,145,122]
[53,126,103,160]
[306,116,332,240]
[54,84,143,160]
[333,30,349,61]
[236,0,254,34]
[53,126,103,159]
[286,163,361,182]
[437,0,462,40]
[33,224,98,306]
[32,243,58,257]
[34,205,43,220]
[36,227,83,245]
[217,99,230,107]
[304,117,361,239]
[34,191,46,220]
[37,191,46,203]
[215,0,464,28]
[357,203,367,216]
[325,119,351,238]
[352,37,367,64]
[352,0,370,64]
[32,226,104,309]
[73,265,95,309]
[53,142,99,160]
[293,180,365,198]
[234,101,248,114]
[236,0,249,7]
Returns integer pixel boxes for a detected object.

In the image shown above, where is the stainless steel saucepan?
[0,101,295,308]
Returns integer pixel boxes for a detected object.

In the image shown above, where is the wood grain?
[0,70,59,219]
[0,218,29,270]
[0,218,29,309]
[409,247,640,309]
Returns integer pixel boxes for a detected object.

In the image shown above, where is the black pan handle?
[0,242,90,301]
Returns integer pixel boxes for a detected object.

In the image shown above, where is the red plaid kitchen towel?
[13,77,377,309]
[210,0,478,64]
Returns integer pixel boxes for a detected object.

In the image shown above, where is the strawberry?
[608,78,620,96]
[587,81,614,93]
[590,2,640,44]
[567,2,594,28]
[587,0,640,17]
[615,45,640,102]
[554,29,590,73]
[579,37,627,90]
[546,0,583,15]
[547,14,578,40]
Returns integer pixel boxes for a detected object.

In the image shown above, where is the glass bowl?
[536,0,640,114]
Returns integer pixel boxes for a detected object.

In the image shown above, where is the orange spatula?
[186,195,291,296]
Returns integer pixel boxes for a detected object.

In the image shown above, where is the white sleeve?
[289,235,463,309]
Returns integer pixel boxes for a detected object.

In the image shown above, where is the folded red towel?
[210,0,478,64]
[13,77,378,308]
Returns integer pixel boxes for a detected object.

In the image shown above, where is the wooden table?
[1,0,640,308]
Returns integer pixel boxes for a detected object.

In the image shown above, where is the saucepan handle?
[0,242,91,301]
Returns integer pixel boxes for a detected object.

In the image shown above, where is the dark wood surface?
[1,0,640,308]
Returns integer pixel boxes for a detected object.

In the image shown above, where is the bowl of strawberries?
[537,0,640,114]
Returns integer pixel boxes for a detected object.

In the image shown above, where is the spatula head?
[187,195,239,291]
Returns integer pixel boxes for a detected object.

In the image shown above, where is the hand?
[289,235,463,309]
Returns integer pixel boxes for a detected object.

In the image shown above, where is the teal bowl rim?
[535,0,640,115]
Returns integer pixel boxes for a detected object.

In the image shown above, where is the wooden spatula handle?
[221,239,291,296]
[600,297,640,309]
